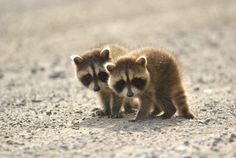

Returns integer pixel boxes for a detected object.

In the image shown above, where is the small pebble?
[46,111,52,116]
[23,134,32,139]
[91,113,96,117]
[31,99,42,103]
[200,108,207,112]
[153,127,161,132]
[48,71,66,79]
[89,131,94,135]
[229,133,236,142]
[184,141,190,146]
[193,87,200,91]
[71,120,80,130]
[146,151,156,158]
[60,144,69,150]
[212,137,221,147]
[75,110,83,114]
[199,118,211,124]
[123,125,129,129]
[203,89,213,94]
[197,77,206,84]
[6,140,24,146]
[30,64,44,74]
[16,99,26,106]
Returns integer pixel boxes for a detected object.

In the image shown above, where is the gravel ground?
[0,0,236,158]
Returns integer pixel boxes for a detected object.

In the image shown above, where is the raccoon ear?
[136,56,147,67]
[100,47,110,60]
[70,55,83,65]
[105,62,116,73]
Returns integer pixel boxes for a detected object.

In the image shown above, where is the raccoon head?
[71,47,111,92]
[105,56,150,97]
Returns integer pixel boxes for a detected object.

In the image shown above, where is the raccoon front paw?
[91,108,108,117]
[150,110,162,117]
[124,105,136,114]
[182,112,195,119]
[128,119,138,122]
[124,108,136,114]
[148,113,157,119]
[159,113,173,119]
[110,113,123,119]
[95,110,106,116]
[149,110,162,118]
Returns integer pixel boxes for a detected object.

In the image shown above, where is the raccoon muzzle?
[93,84,100,91]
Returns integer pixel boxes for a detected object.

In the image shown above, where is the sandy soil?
[0,0,236,157]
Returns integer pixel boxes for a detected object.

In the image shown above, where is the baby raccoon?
[71,44,135,118]
[105,47,195,121]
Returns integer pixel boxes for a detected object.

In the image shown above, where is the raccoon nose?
[127,91,134,97]
[93,85,100,91]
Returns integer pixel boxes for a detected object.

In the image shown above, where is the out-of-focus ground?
[0,0,236,157]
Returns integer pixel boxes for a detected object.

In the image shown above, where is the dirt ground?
[0,0,236,157]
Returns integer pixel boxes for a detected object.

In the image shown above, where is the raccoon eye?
[80,73,93,86]
[131,78,146,90]
[98,71,109,82]
[114,80,126,93]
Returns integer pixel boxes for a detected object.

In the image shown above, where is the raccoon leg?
[96,91,111,116]
[123,99,136,114]
[172,89,194,119]
[131,93,153,121]
[111,92,123,118]
[124,103,135,113]
[150,104,162,117]
[158,97,176,119]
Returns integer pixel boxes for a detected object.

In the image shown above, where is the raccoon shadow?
[105,115,190,133]
[77,113,189,133]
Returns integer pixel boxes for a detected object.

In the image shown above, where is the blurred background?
[0,0,235,73]
[0,0,236,157]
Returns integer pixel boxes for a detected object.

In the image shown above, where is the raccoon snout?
[93,85,100,91]
[127,90,134,97]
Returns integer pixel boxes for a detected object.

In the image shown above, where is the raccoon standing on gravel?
[105,47,195,121]
[71,44,136,118]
